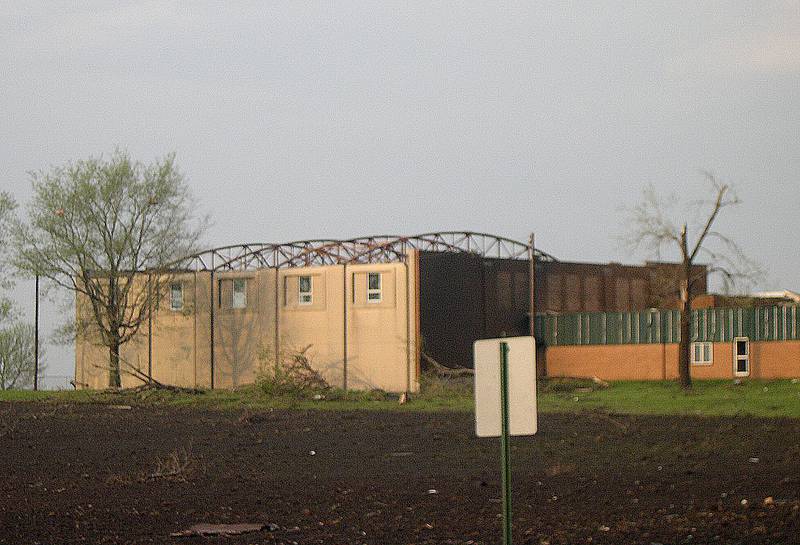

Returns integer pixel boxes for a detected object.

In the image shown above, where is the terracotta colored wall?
[545,340,800,380]
[75,255,420,393]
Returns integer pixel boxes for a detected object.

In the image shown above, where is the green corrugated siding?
[534,305,800,346]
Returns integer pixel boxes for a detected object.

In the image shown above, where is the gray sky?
[2,2,799,385]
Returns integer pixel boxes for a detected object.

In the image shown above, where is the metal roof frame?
[168,231,557,272]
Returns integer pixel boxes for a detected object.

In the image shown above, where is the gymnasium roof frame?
[169,231,557,273]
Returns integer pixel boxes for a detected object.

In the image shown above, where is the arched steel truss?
[170,231,557,272]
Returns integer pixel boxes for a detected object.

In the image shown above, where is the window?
[232,278,247,309]
[169,282,183,311]
[367,272,382,303]
[691,341,713,365]
[734,337,750,376]
[299,275,312,305]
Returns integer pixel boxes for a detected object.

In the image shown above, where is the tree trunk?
[678,226,692,389]
[677,259,692,389]
[109,339,122,388]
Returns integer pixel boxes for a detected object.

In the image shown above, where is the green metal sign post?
[499,341,512,545]
[474,336,536,545]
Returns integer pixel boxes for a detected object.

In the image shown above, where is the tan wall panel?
[347,258,418,393]
[278,265,345,389]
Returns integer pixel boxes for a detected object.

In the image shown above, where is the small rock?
[309,450,316,456]
[764,496,775,506]
[312,394,324,400]
[748,457,759,463]
[741,499,749,506]
[426,489,438,495]
[598,525,610,532]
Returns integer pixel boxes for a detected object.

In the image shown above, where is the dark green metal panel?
[534,305,800,346]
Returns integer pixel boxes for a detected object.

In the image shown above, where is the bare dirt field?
[1,402,799,544]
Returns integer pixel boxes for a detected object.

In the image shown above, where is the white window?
[734,337,750,377]
[691,341,713,365]
[169,282,183,311]
[299,275,312,305]
[367,272,382,303]
[232,278,247,309]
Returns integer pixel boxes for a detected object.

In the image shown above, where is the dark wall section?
[419,253,709,369]
[419,252,530,368]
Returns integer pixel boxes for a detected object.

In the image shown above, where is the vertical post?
[147,273,153,383]
[209,269,215,390]
[499,341,512,545]
[34,275,40,391]
[528,233,536,337]
[342,263,348,392]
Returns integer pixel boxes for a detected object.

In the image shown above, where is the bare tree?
[624,173,760,388]
[12,150,205,388]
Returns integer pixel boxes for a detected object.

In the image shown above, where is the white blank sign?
[474,336,537,437]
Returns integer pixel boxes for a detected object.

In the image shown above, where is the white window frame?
[169,282,183,311]
[232,278,247,309]
[367,272,382,303]
[690,341,713,365]
[733,336,750,377]
[298,275,313,305]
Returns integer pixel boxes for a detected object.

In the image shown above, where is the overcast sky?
[2,2,799,385]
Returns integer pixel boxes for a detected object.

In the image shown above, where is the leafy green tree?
[0,192,16,324]
[0,323,44,390]
[13,151,204,387]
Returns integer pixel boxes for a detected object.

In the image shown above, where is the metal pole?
[34,275,39,391]
[499,341,512,545]
[147,273,153,383]
[342,262,348,391]
[210,269,215,390]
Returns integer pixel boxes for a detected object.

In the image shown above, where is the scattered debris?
[598,525,610,532]
[313,394,325,400]
[147,447,201,482]
[171,523,267,537]
[398,392,408,404]
[733,379,743,386]
[791,378,799,384]
[591,376,610,388]
[390,452,414,457]
[763,496,775,506]
[426,489,438,495]
[109,405,132,410]
[748,457,760,463]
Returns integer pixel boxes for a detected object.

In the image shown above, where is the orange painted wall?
[545,340,800,380]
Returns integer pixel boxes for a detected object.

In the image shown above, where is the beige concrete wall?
[346,259,418,392]
[75,254,420,393]
[546,340,800,380]
[277,265,346,388]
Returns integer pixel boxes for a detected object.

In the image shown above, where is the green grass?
[2,378,800,418]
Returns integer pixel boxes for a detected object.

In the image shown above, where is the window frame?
[232,278,247,309]
[367,272,382,303]
[298,275,313,305]
[169,282,183,311]
[690,341,713,366]
[733,336,750,377]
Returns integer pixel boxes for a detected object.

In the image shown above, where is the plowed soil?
[1,403,799,544]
